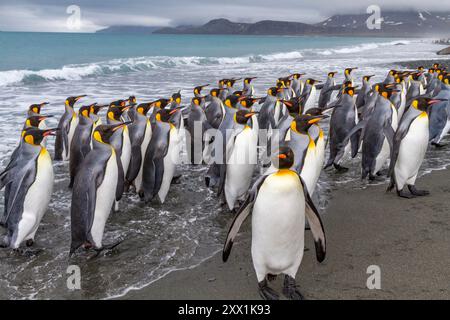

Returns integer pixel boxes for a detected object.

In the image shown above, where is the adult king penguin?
[70,123,127,255]
[243,77,257,97]
[301,79,320,113]
[1,127,58,249]
[55,95,86,161]
[222,146,326,300]
[186,96,211,165]
[387,97,446,198]
[318,72,338,109]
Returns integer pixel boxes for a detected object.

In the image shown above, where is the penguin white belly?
[312,134,325,194]
[374,108,398,174]
[398,91,407,119]
[38,120,48,147]
[158,128,180,203]
[394,114,429,189]
[438,119,450,142]
[273,101,281,125]
[65,116,78,161]
[121,128,131,176]
[135,122,152,192]
[225,128,258,210]
[13,149,54,248]
[251,172,305,282]
[91,151,118,248]
[304,87,316,112]
[299,144,317,195]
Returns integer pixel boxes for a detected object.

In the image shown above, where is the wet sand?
[121,167,450,300]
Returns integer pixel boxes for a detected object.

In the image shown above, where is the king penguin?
[194,84,209,98]
[318,72,338,109]
[1,127,57,249]
[141,108,181,203]
[387,97,446,198]
[243,77,257,97]
[290,73,305,97]
[222,146,326,300]
[70,124,126,255]
[301,79,320,113]
[55,95,86,161]
[186,96,211,165]
[69,105,94,188]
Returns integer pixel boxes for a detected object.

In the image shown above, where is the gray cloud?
[1,0,450,32]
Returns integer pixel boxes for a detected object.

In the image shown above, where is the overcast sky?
[1,0,450,32]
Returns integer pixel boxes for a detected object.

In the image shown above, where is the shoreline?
[120,165,450,300]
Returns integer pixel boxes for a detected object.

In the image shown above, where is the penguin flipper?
[298,175,326,263]
[223,175,268,262]
[126,144,142,183]
[115,154,124,201]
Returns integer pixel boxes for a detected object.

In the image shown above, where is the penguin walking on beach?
[387,97,447,198]
[1,127,58,250]
[325,86,359,172]
[318,72,338,109]
[222,146,326,300]
[204,88,226,129]
[406,72,426,106]
[28,102,50,145]
[219,110,258,211]
[141,109,181,203]
[355,75,375,110]
[55,95,86,161]
[243,77,257,97]
[428,74,450,147]
[70,124,127,255]
[69,105,94,188]
[290,73,305,97]
[186,96,211,165]
[106,107,132,211]
[126,102,153,192]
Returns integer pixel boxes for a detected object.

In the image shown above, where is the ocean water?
[0,32,449,299]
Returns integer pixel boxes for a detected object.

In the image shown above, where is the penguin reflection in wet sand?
[141,109,181,204]
[70,124,127,256]
[1,127,58,250]
[388,97,447,198]
[222,147,326,300]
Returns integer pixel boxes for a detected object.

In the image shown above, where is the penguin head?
[291,114,327,134]
[291,73,304,80]
[209,88,223,98]
[110,99,127,108]
[277,77,290,87]
[90,103,107,115]
[328,71,338,78]
[410,72,423,81]
[239,97,260,109]
[379,86,400,99]
[136,102,153,116]
[170,91,182,105]
[244,77,257,85]
[418,66,425,72]
[29,102,49,114]
[428,68,435,74]
[22,127,58,145]
[107,105,130,122]
[226,78,240,88]
[306,78,319,85]
[224,95,240,109]
[155,108,179,123]
[267,86,283,97]
[444,74,450,85]
[25,115,53,128]
[128,96,137,106]
[412,97,448,111]
[78,105,91,118]
[191,96,205,108]
[388,70,398,77]
[273,146,294,170]
[281,97,303,115]
[93,123,131,144]
[343,86,356,97]
[233,90,244,97]
[66,95,86,107]
[153,98,171,109]
[234,109,258,125]
[219,79,228,88]
[305,108,329,120]
[194,84,209,96]
[363,75,375,82]
[433,63,440,69]
[345,67,357,76]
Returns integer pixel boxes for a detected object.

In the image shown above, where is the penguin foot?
[333,164,349,173]
[369,174,384,182]
[171,175,182,185]
[376,169,388,176]
[397,189,416,199]
[258,279,279,300]
[205,177,211,187]
[431,142,447,148]
[26,239,34,247]
[408,185,430,196]
[282,275,304,300]
[14,247,43,257]
[267,274,277,282]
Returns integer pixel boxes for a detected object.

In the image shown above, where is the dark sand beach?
[122,165,450,300]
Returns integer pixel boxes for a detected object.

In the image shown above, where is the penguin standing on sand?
[387,97,446,198]
[69,105,94,188]
[219,110,258,211]
[1,127,58,250]
[428,74,450,147]
[55,95,86,161]
[70,124,127,255]
[204,88,226,129]
[126,102,153,192]
[223,146,326,300]
[325,86,359,172]
[106,107,132,211]
[141,108,181,203]
[243,77,257,97]
[318,72,338,109]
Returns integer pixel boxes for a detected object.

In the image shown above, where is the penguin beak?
[428,99,448,105]
[244,112,259,118]
[276,87,285,93]
[112,121,132,132]
[43,128,59,136]
[201,84,209,89]
[307,115,327,124]
[75,95,87,101]
[281,100,293,108]
[41,102,50,106]
[169,108,180,115]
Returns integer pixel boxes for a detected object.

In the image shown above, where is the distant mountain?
[96,25,160,34]
[152,11,450,37]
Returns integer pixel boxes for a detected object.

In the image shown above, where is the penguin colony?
[1,64,449,300]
